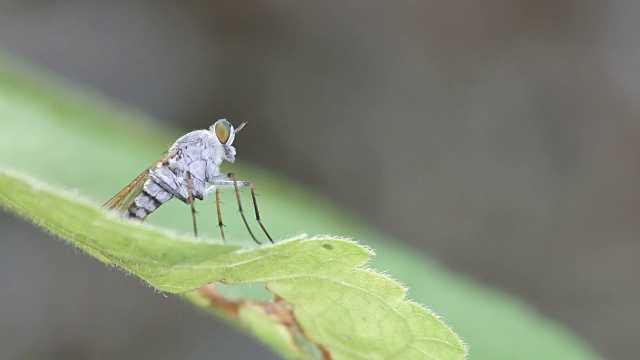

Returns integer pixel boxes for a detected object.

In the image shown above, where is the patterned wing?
[103,153,174,215]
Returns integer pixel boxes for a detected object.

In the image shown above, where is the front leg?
[204,173,237,196]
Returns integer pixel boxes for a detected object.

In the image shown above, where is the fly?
[103,119,273,244]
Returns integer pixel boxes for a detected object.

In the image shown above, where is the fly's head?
[211,119,247,163]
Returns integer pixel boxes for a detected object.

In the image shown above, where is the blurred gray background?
[0,1,639,359]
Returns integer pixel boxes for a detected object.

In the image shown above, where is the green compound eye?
[214,119,232,144]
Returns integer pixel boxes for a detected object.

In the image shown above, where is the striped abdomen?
[122,179,173,221]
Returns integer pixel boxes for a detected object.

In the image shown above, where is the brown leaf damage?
[196,283,332,360]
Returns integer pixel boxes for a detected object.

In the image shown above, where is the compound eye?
[214,119,232,144]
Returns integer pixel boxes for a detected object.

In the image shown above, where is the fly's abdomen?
[123,179,173,221]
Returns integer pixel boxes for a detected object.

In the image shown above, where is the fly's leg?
[246,180,274,244]
[185,171,198,238]
[211,173,274,244]
[215,188,226,242]
[231,174,260,245]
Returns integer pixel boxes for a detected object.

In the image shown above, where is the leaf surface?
[0,170,465,359]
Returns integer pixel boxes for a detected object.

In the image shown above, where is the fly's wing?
[103,153,174,215]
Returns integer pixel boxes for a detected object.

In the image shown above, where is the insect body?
[104,119,273,244]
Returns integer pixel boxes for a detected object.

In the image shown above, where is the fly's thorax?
[157,125,237,198]
[169,130,227,163]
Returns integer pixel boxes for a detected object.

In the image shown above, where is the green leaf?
[0,53,600,359]
[0,169,465,359]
